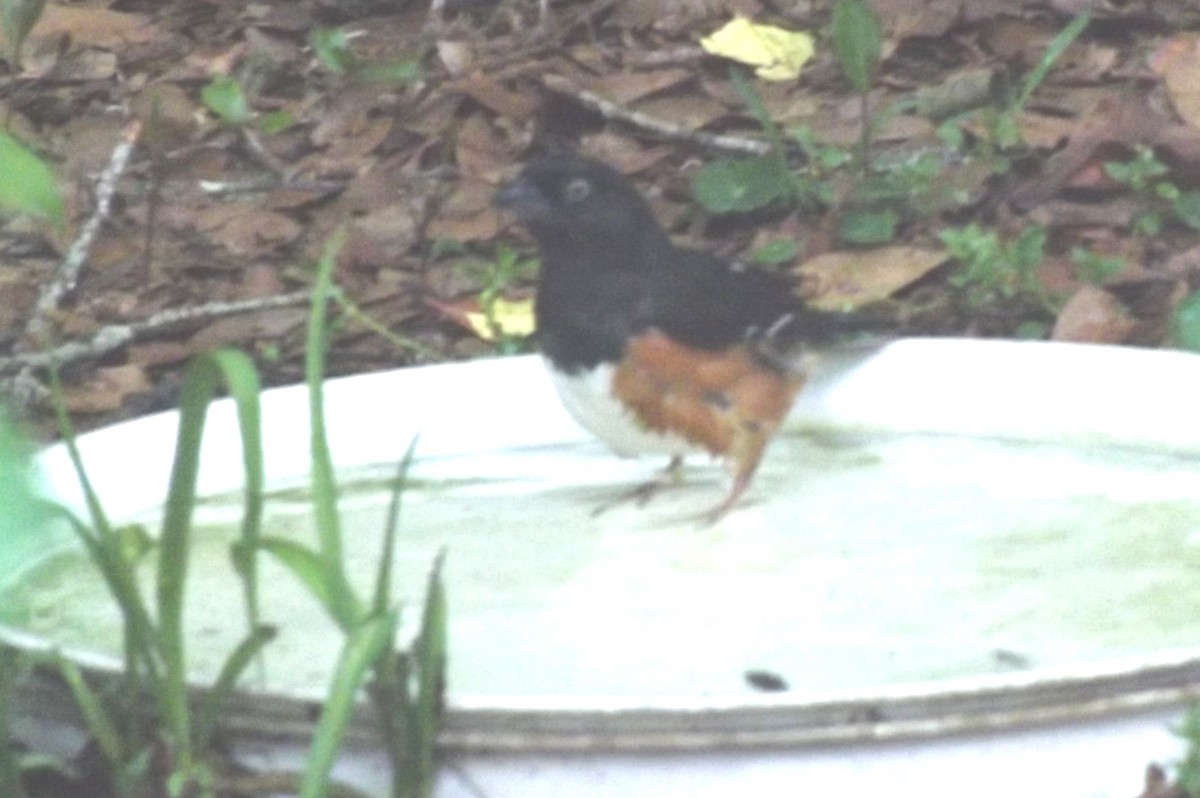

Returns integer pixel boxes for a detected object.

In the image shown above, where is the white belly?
[545,361,699,458]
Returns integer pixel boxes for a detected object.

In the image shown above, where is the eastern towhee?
[496,153,869,522]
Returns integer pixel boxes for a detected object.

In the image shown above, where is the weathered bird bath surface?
[4,339,1200,796]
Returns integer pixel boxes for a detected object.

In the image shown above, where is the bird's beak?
[494,174,551,219]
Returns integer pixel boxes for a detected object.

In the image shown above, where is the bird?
[495,153,868,522]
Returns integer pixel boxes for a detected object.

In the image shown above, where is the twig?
[239,126,289,177]
[627,45,708,68]
[22,120,142,348]
[542,74,771,156]
[198,177,349,197]
[0,292,311,380]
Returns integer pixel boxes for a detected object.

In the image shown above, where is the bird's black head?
[494,154,667,256]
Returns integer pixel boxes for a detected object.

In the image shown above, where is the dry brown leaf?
[188,308,307,351]
[0,272,38,332]
[876,0,964,39]
[1150,33,1200,128]
[589,69,692,105]
[344,204,422,267]
[426,177,503,243]
[632,93,729,131]
[132,83,199,153]
[455,113,510,180]
[580,133,672,175]
[1051,285,1135,344]
[63,364,153,414]
[452,74,538,121]
[195,204,303,257]
[126,341,193,368]
[20,4,159,50]
[796,247,946,310]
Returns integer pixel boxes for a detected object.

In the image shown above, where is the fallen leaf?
[634,93,729,130]
[62,364,152,414]
[1149,33,1200,128]
[188,308,307,351]
[344,203,422,267]
[700,17,814,82]
[454,112,509,180]
[18,4,158,50]
[1051,285,1135,344]
[437,39,474,76]
[425,176,501,243]
[589,69,692,105]
[796,247,946,309]
[451,73,538,120]
[427,297,535,341]
[195,204,303,257]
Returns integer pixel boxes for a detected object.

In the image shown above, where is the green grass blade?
[47,369,160,701]
[413,553,447,796]
[156,348,262,756]
[300,612,394,798]
[0,649,30,798]
[1013,7,1091,113]
[193,624,277,750]
[371,439,418,615]
[730,69,785,156]
[45,652,126,768]
[259,536,335,611]
[306,228,362,630]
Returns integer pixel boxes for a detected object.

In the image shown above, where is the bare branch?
[22,120,143,348]
[0,291,312,381]
[542,74,771,156]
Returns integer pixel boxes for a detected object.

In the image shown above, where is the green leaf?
[194,624,278,750]
[1070,246,1124,284]
[750,239,799,264]
[1172,291,1200,353]
[413,552,448,796]
[831,0,882,94]
[307,228,363,631]
[259,537,334,611]
[1175,190,1200,231]
[47,653,126,768]
[259,110,297,136]
[1015,320,1049,339]
[300,613,395,798]
[156,348,263,754]
[692,156,791,213]
[838,208,898,244]
[355,60,423,84]
[0,408,49,542]
[0,131,63,225]
[309,27,353,74]
[0,649,30,798]
[201,75,251,125]
[1012,7,1091,114]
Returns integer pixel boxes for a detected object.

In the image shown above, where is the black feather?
[496,154,866,373]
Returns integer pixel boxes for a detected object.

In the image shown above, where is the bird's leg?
[592,455,684,516]
[698,426,769,525]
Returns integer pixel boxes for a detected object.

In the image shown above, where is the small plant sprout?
[940,223,1051,311]
[1103,144,1200,236]
[0,131,64,227]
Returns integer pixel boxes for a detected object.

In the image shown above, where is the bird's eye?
[564,177,592,203]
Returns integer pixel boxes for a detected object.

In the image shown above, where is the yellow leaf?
[464,297,536,341]
[700,17,815,82]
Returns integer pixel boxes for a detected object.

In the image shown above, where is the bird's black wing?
[647,246,850,357]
